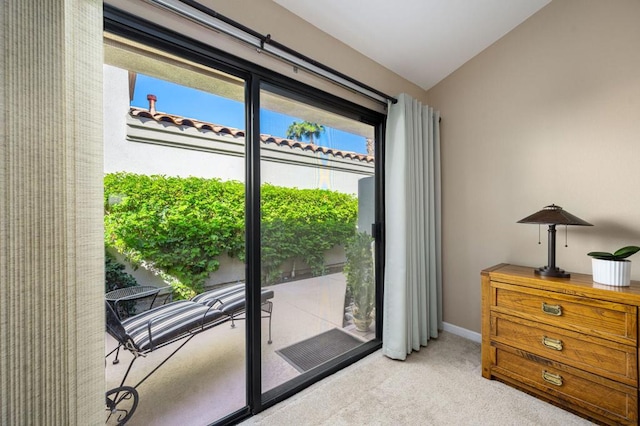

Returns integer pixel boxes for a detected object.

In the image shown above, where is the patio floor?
[105,272,374,425]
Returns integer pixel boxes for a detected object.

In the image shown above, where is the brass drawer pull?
[542,370,563,387]
[541,336,563,351]
[541,302,562,316]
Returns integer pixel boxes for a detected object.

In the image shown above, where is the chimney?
[147,94,157,114]
[366,138,375,156]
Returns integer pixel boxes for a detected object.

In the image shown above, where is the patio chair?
[105,285,274,425]
[191,283,273,342]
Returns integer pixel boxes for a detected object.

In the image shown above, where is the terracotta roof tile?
[129,107,373,163]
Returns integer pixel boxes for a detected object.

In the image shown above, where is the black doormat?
[276,328,364,373]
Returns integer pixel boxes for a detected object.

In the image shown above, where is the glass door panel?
[259,85,377,393]
[103,34,248,425]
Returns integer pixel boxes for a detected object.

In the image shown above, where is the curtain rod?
[144,0,398,105]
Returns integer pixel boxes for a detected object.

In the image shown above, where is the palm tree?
[286,121,325,144]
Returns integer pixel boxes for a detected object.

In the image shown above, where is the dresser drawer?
[491,313,638,386]
[493,347,638,424]
[492,282,637,344]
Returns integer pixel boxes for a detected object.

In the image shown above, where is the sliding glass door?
[104,7,384,423]
[103,33,249,425]
[258,83,378,394]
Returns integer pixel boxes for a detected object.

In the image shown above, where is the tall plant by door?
[344,231,375,331]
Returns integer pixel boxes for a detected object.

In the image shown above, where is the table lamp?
[518,204,592,278]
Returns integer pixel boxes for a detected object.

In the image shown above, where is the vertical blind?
[1,0,104,423]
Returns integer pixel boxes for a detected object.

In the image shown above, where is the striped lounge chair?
[105,284,274,425]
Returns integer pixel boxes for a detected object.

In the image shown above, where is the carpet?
[276,328,364,373]
[244,332,593,426]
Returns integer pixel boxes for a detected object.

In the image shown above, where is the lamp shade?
[518,204,592,278]
[518,204,592,226]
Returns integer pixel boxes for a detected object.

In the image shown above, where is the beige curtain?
[1,1,104,423]
[383,93,442,360]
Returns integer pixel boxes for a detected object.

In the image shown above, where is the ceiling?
[272,0,551,91]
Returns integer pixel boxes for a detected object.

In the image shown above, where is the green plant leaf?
[587,251,615,260]
[613,246,640,259]
[588,246,640,261]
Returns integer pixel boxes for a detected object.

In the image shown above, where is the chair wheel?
[106,386,138,425]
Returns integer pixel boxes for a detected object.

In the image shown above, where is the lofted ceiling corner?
[272,0,551,90]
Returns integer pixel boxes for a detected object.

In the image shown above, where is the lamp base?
[534,266,570,278]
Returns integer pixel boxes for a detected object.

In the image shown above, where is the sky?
[131,74,368,154]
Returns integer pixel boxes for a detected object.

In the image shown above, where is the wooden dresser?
[482,264,640,425]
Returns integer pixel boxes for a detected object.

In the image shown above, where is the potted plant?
[344,232,375,331]
[587,245,640,287]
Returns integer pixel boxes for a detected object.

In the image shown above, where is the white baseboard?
[442,322,481,343]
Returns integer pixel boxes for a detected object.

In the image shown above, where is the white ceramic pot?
[592,258,631,287]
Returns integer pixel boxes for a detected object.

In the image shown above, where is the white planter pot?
[592,258,631,287]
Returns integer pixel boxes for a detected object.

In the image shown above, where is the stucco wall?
[109,245,346,290]
[104,65,373,194]
[427,0,640,333]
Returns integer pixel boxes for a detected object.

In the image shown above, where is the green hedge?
[104,173,358,298]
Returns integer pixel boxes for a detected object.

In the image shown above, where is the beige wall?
[106,0,427,110]
[427,0,640,333]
